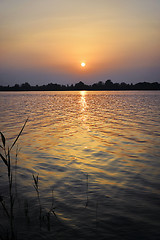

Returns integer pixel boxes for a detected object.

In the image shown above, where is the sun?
[81,62,86,67]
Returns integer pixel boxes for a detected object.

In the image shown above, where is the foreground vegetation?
[0,120,61,240]
[0,121,92,240]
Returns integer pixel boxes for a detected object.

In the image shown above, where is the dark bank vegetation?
[0,80,160,91]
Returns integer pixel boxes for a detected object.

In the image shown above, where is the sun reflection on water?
[79,91,90,134]
[80,90,87,112]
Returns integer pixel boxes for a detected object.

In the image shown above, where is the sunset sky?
[0,0,160,86]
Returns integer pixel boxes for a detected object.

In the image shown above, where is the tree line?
[0,80,160,91]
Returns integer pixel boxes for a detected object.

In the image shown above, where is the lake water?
[0,91,160,240]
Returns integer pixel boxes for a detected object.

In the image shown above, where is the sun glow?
[81,62,86,67]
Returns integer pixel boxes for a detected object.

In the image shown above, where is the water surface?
[0,91,160,239]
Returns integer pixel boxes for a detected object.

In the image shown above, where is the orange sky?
[0,0,160,85]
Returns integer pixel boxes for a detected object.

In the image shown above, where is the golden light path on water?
[0,91,160,239]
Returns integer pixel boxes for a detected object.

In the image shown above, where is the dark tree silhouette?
[21,82,31,90]
[0,80,160,91]
[105,80,114,90]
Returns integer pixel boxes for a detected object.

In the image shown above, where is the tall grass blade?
[7,148,11,178]
[33,174,39,191]
[0,132,5,148]
[10,118,28,151]
[0,153,8,166]
[0,199,10,219]
[33,174,36,184]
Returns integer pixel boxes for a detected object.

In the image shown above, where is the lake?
[0,91,160,240]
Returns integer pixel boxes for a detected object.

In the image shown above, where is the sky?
[0,0,160,86]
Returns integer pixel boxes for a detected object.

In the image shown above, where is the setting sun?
[81,62,86,67]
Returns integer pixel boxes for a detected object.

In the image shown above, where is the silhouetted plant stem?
[0,143,15,239]
[51,188,58,218]
[0,197,10,219]
[0,119,28,239]
[10,118,28,152]
[33,174,42,227]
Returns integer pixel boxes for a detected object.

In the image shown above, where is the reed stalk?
[33,174,42,227]
[0,118,28,239]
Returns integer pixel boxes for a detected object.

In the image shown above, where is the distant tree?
[75,81,85,90]
[35,85,39,90]
[105,79,113,90]
[113,83,120,90]
[96,81,104,90]
[0,80,160,91]
[120,82,128,90]
[13,84,20,90]
[70,84,74,90]
[152,82,160,90]
[21,82,31,90]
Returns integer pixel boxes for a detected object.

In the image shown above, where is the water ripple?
[0,91,160,239]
